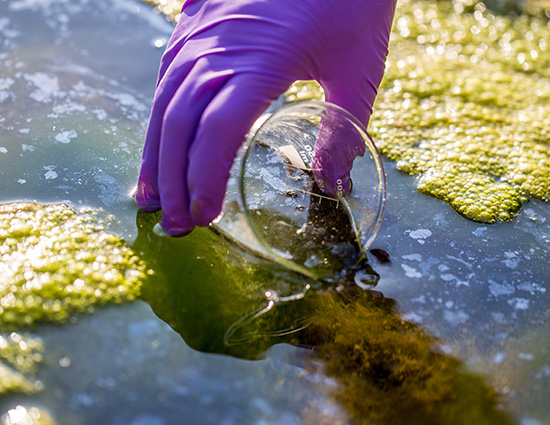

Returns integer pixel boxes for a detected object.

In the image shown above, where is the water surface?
[1,0,549,424]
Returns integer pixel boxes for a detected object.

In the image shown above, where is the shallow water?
[0,1,349,424]
[0,0,549,424]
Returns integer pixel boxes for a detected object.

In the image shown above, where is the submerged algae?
[0,203,148,396]
[135,210,514,424]
[135,210,313,360]
[302,289,514,425]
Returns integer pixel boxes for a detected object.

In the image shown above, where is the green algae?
[369,0,550,223]
[0,333,44,395]
[0,333,45,395]
[417,167,523,222]
[0,202,148,397]
[134,210,514,424]
[0,333,43,375]
[301,288,515,425]
[283,81,325,104]
[0,203,147,329]
[0,364,40,396]
[142,0,184,22]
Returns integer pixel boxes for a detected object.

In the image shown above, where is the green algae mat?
[372,0,550,223]
[0,203,147,395]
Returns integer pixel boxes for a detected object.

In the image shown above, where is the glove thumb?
[311,77,377,197]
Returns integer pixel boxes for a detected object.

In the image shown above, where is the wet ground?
[0,0,549,424]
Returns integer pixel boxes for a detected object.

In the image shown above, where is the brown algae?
[0,202,148,395]
[302,289,515,425]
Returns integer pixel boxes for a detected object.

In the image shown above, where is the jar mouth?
[238,100,386,281]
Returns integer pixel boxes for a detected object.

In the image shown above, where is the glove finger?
[187,73,291,226]
[136,26,229,211]
[135,47,201,212]
[311,110,367,198]
[158,59,232,236]
[311,0,393,196]
[313,65,385,197]
[135,101,167,212]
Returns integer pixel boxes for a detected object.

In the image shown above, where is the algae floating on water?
[0,333,43,375]
[0,202,147,329]
[0,364,40,396]
[0,202,149,396]
[1,405,57,425]
[0,333,44,396]
[141,0,184,22]
[370,0,550,223]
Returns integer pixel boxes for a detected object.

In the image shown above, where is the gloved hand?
[135,0,396,236]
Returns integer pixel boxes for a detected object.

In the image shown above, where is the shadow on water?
[134,210,516,425]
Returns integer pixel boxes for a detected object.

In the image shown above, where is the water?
[0,1,348,424]
[1,0,549,424]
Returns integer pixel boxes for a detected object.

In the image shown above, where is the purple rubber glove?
[135,0,396,236]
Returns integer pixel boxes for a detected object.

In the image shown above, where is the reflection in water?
[135,210,514,425]
[135,209,316,359]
